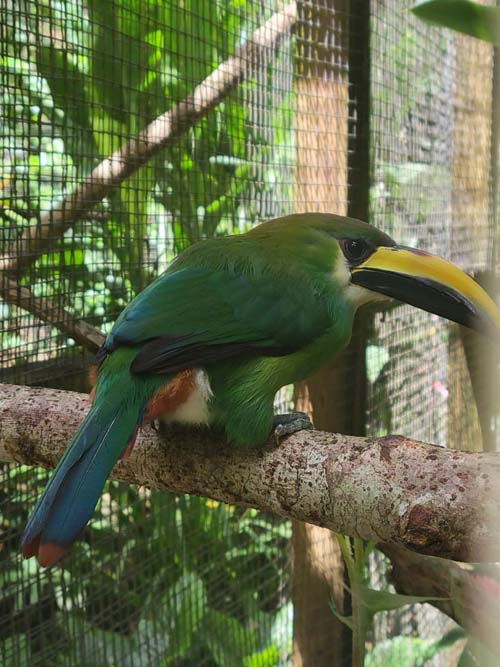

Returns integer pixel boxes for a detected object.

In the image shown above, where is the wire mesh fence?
[368,2,497,663]
[0,0,498,666]
[5,2,298,665]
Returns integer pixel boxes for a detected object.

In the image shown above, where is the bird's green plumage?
[21,213,500,563]
[21,213,399,561]
[105,214,370,446]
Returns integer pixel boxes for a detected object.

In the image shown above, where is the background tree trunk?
[292,1,351,664]
[292,0,370,663]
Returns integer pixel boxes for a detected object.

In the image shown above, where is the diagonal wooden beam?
[0,3,297,279]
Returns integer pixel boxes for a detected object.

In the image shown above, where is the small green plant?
[334,537,457,667]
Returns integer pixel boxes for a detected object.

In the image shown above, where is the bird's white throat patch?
[334,254,386,308]
[161,369,213,425]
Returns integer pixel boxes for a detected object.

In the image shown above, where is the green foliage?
[359,586,446,616]
[412,1,500,45]
[335,537,457,667]
[1,464,291,665]
[1,0,292,352]
[366,629,465,667]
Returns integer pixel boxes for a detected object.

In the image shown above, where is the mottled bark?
[1,383,500,562]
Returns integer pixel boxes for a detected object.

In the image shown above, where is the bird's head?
[278,214,500,339]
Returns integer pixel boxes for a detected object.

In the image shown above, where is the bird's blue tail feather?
[21,390,144,566]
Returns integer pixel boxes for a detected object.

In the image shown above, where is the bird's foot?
[273,412,313,445]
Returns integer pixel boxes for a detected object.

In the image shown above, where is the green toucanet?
[21,213,500,566]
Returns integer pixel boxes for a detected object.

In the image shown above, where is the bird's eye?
[340,238,372,265]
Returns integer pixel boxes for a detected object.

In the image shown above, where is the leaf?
[34,48,98,174]
[365,629,464,667]
[429,627,466,654]
[243,645,280,667]
[160,573,208,659]
[412,1,500,46]
[1,635,29,667]
[209,155,248,168]
[419,627,466,665]
[360,586,447,616]
[366,345,390,383]
[203,610,258,666]
[366,636,440,667]
[328,597,353,630]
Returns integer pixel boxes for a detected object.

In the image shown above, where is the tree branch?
[0,3,297,278]
[1,383,500,562]
[0,4,297,351]
[0,276,105,351]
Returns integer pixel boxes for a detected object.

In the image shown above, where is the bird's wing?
[101,265,330,375]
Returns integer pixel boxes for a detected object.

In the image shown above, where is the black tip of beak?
[352,269,500,341]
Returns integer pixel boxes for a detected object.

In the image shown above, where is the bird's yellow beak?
[351,246,500,339]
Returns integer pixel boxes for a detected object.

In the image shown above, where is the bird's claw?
[273,411,313,445]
